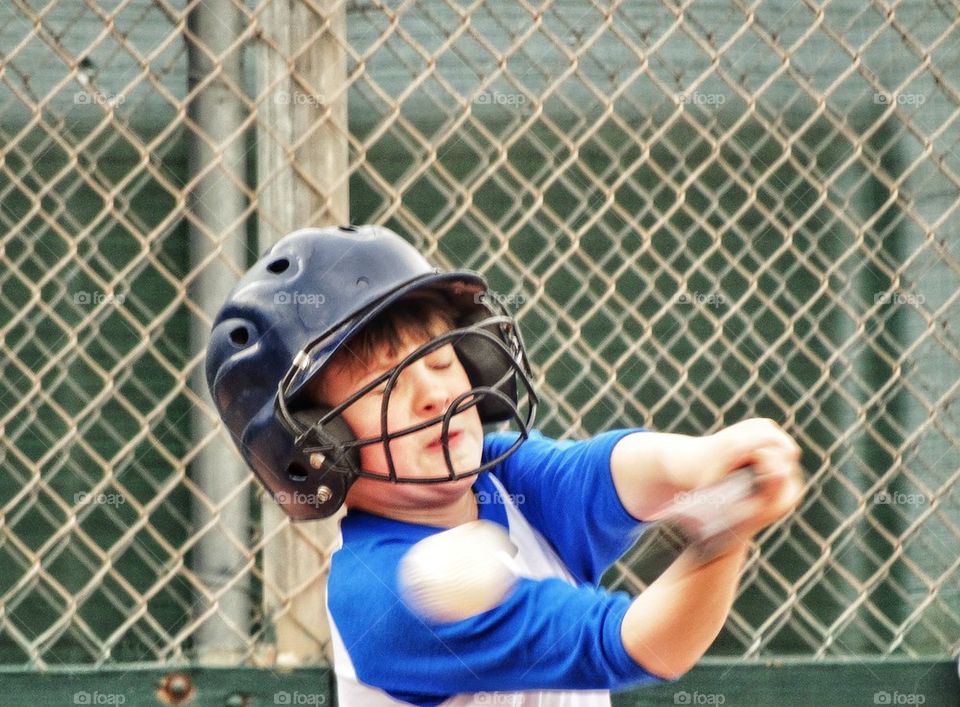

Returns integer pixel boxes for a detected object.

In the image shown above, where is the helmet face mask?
[277,312,537,487]
[206,225,538,521]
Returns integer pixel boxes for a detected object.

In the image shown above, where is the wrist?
[678,537,750,573]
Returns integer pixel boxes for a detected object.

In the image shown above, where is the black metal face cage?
[275,313,539,484]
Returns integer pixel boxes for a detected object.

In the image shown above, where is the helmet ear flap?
[453,322,518,423]
[283,455,351,519]
[292,407,361,476]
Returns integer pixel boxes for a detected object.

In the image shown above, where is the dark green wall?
[0,107,925,664]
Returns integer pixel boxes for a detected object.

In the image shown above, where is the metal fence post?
[187,0,252,664]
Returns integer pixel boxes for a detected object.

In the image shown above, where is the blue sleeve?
[329,538,666,706]
[483,428,646,585]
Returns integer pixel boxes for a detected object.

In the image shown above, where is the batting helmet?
[205,225,537,520]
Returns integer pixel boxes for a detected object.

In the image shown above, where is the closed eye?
[425,346,454,370]
[363,373,390,398]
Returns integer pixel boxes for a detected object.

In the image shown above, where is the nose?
[409,362,451,418]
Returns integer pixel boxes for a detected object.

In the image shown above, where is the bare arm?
[608,431,718,520]
[609,419,802,520]
[620,541,750,679]
[609,419,804,678]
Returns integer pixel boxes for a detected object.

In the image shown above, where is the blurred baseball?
[398,520,519,623]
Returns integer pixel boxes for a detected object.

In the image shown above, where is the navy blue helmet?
[205,225,537,520]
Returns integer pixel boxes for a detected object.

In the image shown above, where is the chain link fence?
[1,0,958,671]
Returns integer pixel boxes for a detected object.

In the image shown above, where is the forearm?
[619,540,750,679]
[610,423,793,520]
[610,431,718,520]
[612,420,803,680]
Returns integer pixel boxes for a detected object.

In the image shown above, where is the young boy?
[206,225,803,706]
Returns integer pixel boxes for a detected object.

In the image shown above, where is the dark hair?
[314,289,457,402]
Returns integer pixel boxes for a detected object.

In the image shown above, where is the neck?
[395,492,478,527]
[347,483,479,528]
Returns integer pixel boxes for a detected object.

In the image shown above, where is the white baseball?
[398,520,520,623]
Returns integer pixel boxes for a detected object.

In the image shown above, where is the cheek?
[339,400,388,469]
[350,402,420,470]
[344,392,403,437]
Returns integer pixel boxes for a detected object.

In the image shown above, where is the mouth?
[427,429,463,451]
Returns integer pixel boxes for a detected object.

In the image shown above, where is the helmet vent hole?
[356,276,369,288]
[229,327,249,346]
[287,464,309,483]
[267,258,289,274]
[338,225,357,232]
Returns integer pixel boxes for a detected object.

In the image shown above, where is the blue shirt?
[326,428,666,706]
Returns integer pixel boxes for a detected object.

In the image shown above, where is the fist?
[704,418,805,537]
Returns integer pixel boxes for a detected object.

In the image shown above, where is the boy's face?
[318,332,485,511]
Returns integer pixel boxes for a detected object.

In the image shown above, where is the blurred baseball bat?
[631,466,762,583]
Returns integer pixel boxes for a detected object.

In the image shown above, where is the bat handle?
[656,465,762,564]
